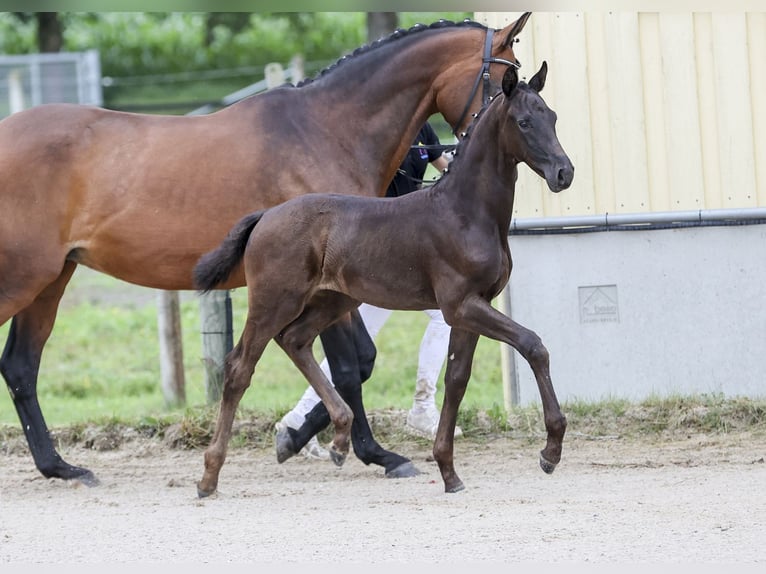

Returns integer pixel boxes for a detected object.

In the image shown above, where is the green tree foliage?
[0,12,470,112]
[0,13,369,77]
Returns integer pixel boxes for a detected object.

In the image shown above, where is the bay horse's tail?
[193,210,266,292]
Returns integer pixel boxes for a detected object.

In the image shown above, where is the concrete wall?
[471,11,766,404]
[505,223,766,404]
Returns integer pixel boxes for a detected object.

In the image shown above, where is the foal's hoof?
[329,446,347,467]
[385,461,422,479]
[275,428,297,464]
[196,482,216,499]
[539,452,558,475]
[444,479,466,493]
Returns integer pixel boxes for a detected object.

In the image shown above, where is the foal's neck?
[444,104,519,233]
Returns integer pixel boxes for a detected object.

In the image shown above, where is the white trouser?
[285,304,450,423]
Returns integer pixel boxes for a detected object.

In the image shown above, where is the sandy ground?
[1,431,764,564]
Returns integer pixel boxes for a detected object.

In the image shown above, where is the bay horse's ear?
[529,61,548,93]
[501,12,532,47]
[502,66,519,97]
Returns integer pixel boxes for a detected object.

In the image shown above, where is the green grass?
[2,270,765,445]
[0,269,507,428]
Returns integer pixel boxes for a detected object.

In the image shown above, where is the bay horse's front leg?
[433,328,479,493]
[0,261,98,486]
[317,312,420,477]
[448,295,567,475]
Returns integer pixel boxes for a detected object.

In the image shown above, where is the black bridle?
[396,28,522,189]
[452,27,521,138]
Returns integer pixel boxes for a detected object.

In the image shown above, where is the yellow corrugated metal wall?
[476,12,766,218]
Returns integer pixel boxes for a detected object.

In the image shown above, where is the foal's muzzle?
[546,159,574,193]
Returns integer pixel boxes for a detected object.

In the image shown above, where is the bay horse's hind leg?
[272,293,364,468]
[0,261,98,485]
[279,308,420,478]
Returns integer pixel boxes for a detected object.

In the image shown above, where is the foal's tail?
[193,210,266,293]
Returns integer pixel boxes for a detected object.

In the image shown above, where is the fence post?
[264,62,285,88]
[199,289,233,404]
[497,282,519,411]
[8,70,25,113]
[157,290,186,407]
[289,54,305,83]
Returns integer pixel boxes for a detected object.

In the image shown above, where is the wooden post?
[497,283,520,411]
[8,69,25,114]
[289,54,305,83]
[264,62,285,88]
[199,290,233,404]
[157,290,186,407]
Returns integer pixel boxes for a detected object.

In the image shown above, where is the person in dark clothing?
[387,121,450,197]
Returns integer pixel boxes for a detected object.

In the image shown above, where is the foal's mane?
[295,19,488,88]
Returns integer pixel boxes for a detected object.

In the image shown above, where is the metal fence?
[0,50,102,118]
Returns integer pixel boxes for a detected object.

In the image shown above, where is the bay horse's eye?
[518,119,531,129]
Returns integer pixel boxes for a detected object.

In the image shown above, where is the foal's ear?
[529,61,548,93]
[502,66,519,97]
[501,12,532,47]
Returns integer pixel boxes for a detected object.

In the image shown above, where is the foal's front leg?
[433,328,479,493]
[449,295,567,475]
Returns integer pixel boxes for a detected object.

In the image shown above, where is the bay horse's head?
[436,13,532,135]
[500,62,574,192]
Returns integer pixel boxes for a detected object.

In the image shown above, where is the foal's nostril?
[557,165,574,187]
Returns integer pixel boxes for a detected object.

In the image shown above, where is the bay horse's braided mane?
[295,19,488,88]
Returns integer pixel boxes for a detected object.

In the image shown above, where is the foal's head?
[500,62,574,192]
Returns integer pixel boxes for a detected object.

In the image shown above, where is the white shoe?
[405,406,463,439]
[275,419,330,461]
[301,435,331,460]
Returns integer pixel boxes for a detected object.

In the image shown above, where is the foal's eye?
[518,119,531,129]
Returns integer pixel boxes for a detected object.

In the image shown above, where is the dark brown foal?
[194,62,573,495]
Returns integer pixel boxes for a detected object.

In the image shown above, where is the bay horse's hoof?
[275,427,297,464]
[539,452,558,475]
[329,446,347,467]
[70,469,100,487]
[54,463,100,487]
[384,461,421,478]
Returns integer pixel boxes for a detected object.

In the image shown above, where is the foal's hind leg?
[448,295,567,475]
[0,261,98,485]
[279,308,420,478]
[272,295,364,467]
[198,317,271,497]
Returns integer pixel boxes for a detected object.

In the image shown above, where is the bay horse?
[194,61,573,496]
[0,15,534,486]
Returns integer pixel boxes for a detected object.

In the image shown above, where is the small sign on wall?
[579,285,619,324]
